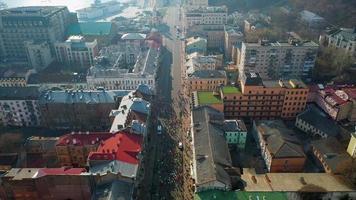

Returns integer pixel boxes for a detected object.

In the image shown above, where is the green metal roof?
[66,22,112,36]
[197,92,222,104]
[195,190,288,200]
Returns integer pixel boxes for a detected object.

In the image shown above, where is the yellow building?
[347,131,356,158]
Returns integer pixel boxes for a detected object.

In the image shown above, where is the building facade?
[320,28,356,58]
[187,70,227,92]
[185,37,208,55]
[224,26,243,61]
[39,89,129,130]
[222,73,308,120]
[183,6,227,30]
[24,40,54,70]
[223,119,247,149]
[237,39,319,79]
[0,87,41,127]
[253,120,306,172]
[54,35,98,68]
[0,6,76,62]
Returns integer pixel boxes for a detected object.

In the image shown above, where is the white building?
[183,6,227,29]
[25,41,54,71]
[54,35,98,68]
[87,47,159,90]
[0,86,41,127]
[224,26,243,61]
[185,52,223,75]
[320,28,356,58]
[237,38,319,79]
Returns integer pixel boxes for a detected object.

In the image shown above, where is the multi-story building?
[295,105,340,138]
[39,89,129,130]
[224,26,243,61]
[347,130,356,158]
[56,132,113,167]
[187,0,208,7]
[1,167,92,200]
[24,40,54,70]
[309,84,356,122]
[223,119,247,149]
[237,38,319,79]
[54,35,98,68]
[0,77,27,87]
[192,91,224,112]
[222,72,308,120]
[311,137,353,174]
[0,6,76,62]
[253,120,306,172]
[0,86,41,127]
[320,27,356,58]
[191,106,233,192]
[183,6,227,30]
[87,47,159,90]
[185,37,207,55]
[186,52,223,75]
[24,136,59,167]
[187,70,227,92]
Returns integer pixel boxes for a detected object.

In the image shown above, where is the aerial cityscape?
[0,0,355,199]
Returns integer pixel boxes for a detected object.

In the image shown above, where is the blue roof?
[130,99,150,115]
[136,84,153,96]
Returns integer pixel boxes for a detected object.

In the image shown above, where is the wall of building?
[0,100,41,127]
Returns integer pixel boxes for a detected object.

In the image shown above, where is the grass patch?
[197,92,222,104]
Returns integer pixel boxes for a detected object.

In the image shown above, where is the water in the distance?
[3,0,130,11]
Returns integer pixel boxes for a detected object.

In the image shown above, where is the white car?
[157,125,162,135]
[178,142,183,150]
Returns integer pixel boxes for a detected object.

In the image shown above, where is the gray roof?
[189,70,226,79]
[297,105,340,137]
[192,106,232,188]
[223,120,247,132]
[121,33,146,40]
[89,160,138,178]
[0,86,40,100]
[255,120,305,158]
[39,89,130,104]
[311,138,352,172]
[94,180,133,200]
[0,6,68,18]
[242,72,263,86]
[328,28,356,42]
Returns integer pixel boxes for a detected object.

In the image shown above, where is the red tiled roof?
[36,167,86,177]
[344,88,356,99]
[56,132,114,146]
[88,131,143,164]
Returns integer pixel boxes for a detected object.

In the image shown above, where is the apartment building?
[309,84,356,122]
[24,41,54,70]
[87,47,159,90]
[0,6,76,62]
[24,136,59,167]
[187,70,227,92]
[185,37,208,55]
[183,6,227,29]
[186,52,223,75]
[0,86,41,127]
[56,132,113,167]
[320,27,356,58]
[39,89,129,130]
[253,120,306,172]
[224,26,243,61]
[223,119,247,149]
[1,167,92,200]
[54,35,98,68]
[222,72,308,120]
[237,39,319,79]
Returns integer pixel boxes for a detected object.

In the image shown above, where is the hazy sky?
[3,0,129,11]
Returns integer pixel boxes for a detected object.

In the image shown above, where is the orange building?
[187,70,227,92]
[55,132,113,167]
[222,72,308,120]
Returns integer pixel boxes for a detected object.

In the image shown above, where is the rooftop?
[255,120,305,159]
[0,6,67,18]
[297,105,340,137]
[121,33,146,40]
[223,120,247,132]
[192,106,232,189]
[88,131,143,165]
[39,89,129,104]
[94,180,133,200]
[5,167,86,180]
[56,132,114,146]
[327,28,356,41]
[197,92,223,104]
[188,70,226,79]
[222,86,241,95]
[186,6,227,13]
[0,86,40,100]
[241,168,355,192]
[66,22,112,36]
[195,190,288,200]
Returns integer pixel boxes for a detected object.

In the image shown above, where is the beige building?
[320,27,356,58]
[24,40,54,70]
[187,70,227,92]
[224,26,243,61]
[183,6,227,30]
[186,52,223,75]
[237,38,319,79]
[55,35,98,68]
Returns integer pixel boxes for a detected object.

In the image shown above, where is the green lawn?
[197,92,222,104]
[195,190,288,200]
[222,86,241,94]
